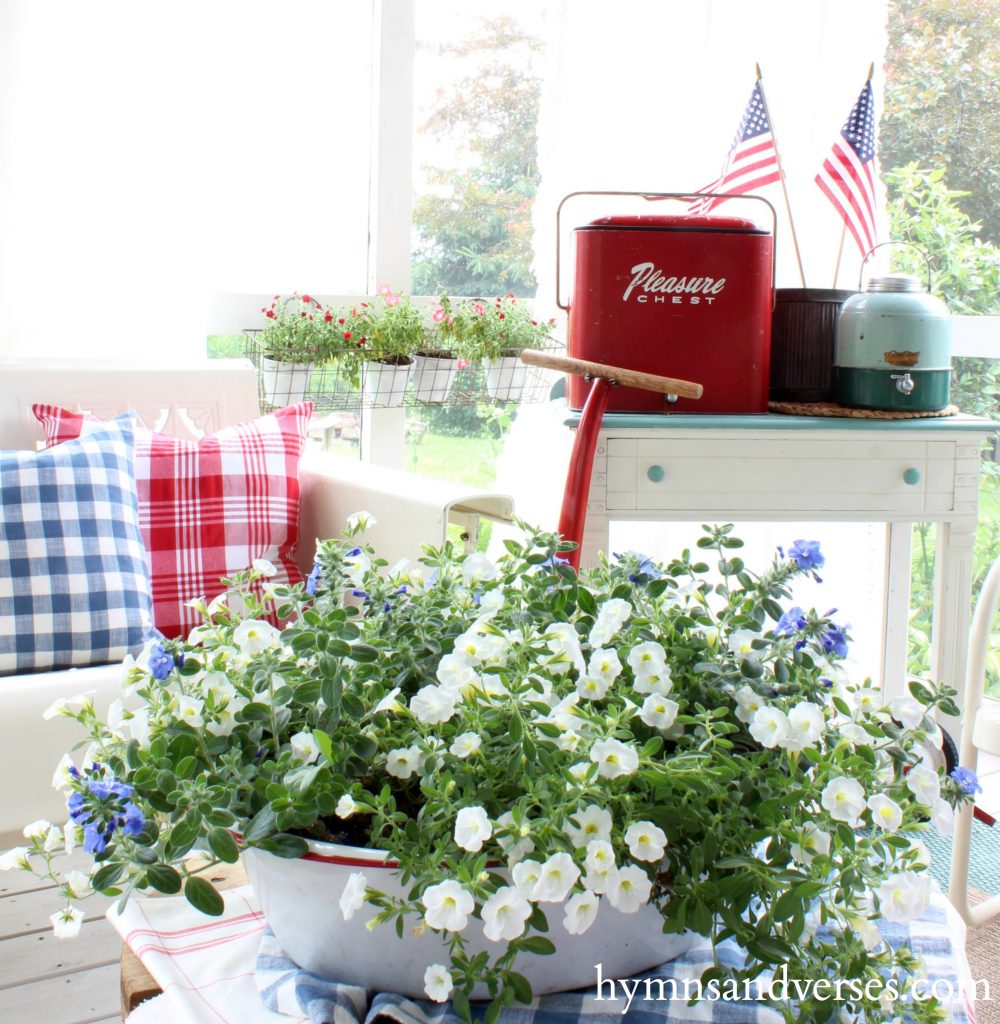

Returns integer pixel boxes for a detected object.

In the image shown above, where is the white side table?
[565,409,996,706]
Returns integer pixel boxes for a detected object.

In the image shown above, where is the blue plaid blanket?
[255,899,973,1024]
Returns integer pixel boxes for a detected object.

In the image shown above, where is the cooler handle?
[555,190,778,311]
[860,241,933,292]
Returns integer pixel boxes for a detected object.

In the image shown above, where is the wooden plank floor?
[0,830,122,1024]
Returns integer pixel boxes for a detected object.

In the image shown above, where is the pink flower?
[378,285,391,296]
[432,308,445,323]
[385,293,400,307]
[457,359,470,370]
[474,304,485,316]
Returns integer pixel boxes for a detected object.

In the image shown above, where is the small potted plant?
[412,295,464,403]
[255,293,340,406]
[452,294,555,401]
[345,286,426,407]
[4,521,974,1023]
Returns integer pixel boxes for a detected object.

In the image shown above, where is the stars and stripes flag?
[689,81,782,214]
[815,78,878,257]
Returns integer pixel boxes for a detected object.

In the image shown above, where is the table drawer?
[603,437,955,515]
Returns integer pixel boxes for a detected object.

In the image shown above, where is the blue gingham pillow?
[0,414,155,675]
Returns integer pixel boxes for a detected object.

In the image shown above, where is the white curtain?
[0,1,373,359]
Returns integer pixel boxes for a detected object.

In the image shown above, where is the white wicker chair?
[949,553,1000,925]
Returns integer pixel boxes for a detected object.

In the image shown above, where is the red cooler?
[560,194,776,414]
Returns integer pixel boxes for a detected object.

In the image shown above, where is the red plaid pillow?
[33,402,313,639]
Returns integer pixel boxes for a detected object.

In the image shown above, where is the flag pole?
[830,64,874,288]
[755,63,806,287]
[832,222,848,287]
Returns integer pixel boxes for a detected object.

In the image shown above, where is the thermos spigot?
[891,373,916,395]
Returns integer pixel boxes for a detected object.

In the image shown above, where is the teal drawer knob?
[646,464,666,483]
[903,467,922,486]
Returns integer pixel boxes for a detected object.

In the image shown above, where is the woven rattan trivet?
[768,401,959,420]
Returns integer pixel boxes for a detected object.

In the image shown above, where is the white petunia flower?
[176,695,205,729]
[51,754,76,792]
[43,825,63,853]
[627,641,667,676]
[374,687,402,713]
[449,732,482,759]
[233,620,280,655]
[435,654,480,697]
[890,695,925,730]
[385,745,421,779]
[532,852,581,903]
[556,730,583,753]
[346,510,377,532]
[336,795,357,819]
[583,839,617,894]
[49,906,85,939]
[0,846,31,871]
[931,798,955,835]
[481,886,532,942]
[605,865,652,913]
[850,914,883,952]
[23,819,53,841]
[63,823,79,856]
[421,879,475,932]
[512,859,543,897]
[588,598,633,647]
[563,889,600,935]
[544,623,586,677]
[877,872,931,924]
[733,685,762,724]
[638,693,680,731]
[587,648,623,683]
[749,706,789,749]
[339,872,368,920]
[423,964,453,1003]
[410,685,458,725]
[567,761,591,784]
[576,674,613,701]
[821,776,867,826]
[624,821,668,862]
[632,667,673,696]
[251,558,277,578]
[564,804,613,848]
[727,629,759,657]
[454,806,493,853]
[868,793,904,833]
[789,823,831,866]
[42,691,96,720]
[477,588,505,619]
[905,764,941,807]
[784,703,825,753]
[496,812,535,864]
[590,739,639,779]
[63,870,92,899]
[290,731,320,764]
[855,687,885,717]
[461,552,498,587]
[840,723,872,747]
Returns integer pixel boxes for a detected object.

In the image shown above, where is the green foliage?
[342,288,427,364]
[412,17,542,297]
[882,0,1000,244]
[435,294,554,360]
[20,529,971,1022]
[883,164,1000,316]
[258,294,353,363]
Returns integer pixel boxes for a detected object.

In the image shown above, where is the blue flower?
[121,801,146,836]
[951,767,982,795]
[148,644,174,682]
[774,606,806,636]
[306,562,321,596]
[614,550,660,582]
[788,540,825,572]
[83,822,109,855]
[352,589,371,603]
[822,626,849,658]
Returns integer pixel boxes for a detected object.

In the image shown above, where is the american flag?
[689,81,781,215]
[815,78,878,256]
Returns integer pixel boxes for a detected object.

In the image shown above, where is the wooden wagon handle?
[520,349,703,400]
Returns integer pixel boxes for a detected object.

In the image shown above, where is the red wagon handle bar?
[519,349,703,400]
[520,349,703,570]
